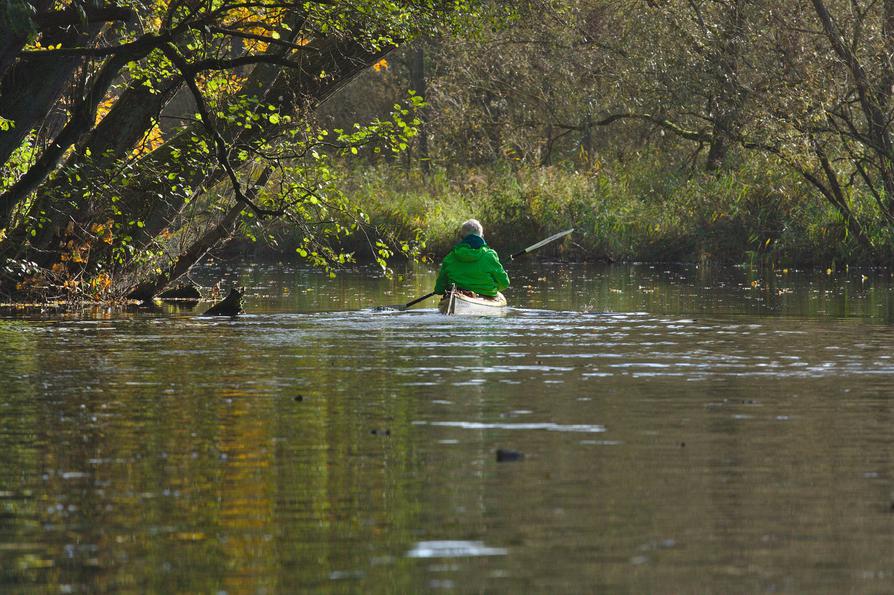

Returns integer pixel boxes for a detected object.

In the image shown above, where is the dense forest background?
[3,0,894,302]
[328,0,894,268]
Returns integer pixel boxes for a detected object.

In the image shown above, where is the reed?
[335,154,891,267]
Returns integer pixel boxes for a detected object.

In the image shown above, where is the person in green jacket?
[434,219,509,298]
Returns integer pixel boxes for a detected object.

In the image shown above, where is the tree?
[0,0,485,301]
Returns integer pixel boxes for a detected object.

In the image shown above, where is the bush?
[314,153,888,266]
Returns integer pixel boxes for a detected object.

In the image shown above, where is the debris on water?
[406,540,507,558]
[203,286,244,316]
[496,448,524,462]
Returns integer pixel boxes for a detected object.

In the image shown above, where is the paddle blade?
[523,228,573,254]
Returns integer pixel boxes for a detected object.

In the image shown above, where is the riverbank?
[3,156,889,306]
[332,157,889,267]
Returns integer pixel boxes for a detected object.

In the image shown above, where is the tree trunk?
[812,0,894,216]
[0,30,27,82]
[703,0,748,172]
[5,79,182,265]
[481,89,502,163]
[74,36,392,276]
[541,124,553,166]
[705,111,732,172]
[0,49,150,228]
[0,23,101,167]
[409,43,429,172]
[580,114,592,166]
[126,167,272,301]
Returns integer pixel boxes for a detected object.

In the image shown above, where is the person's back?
[434,219,509,297]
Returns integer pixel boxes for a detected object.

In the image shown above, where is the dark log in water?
[203,287,244,316]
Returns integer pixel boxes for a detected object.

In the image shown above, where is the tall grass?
[336,154,883,266]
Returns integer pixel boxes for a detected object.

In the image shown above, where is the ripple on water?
[412,421,606,433]
[406,541,508,558]
[8,263,894,593]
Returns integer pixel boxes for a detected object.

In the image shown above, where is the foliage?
[339,153,886,267]
[9,0,894,303]
[0,0,490,300]
[314,0,894,268]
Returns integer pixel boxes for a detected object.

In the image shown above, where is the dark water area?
[3,262,894,592]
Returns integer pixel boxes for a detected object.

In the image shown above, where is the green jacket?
[434,235,510,297]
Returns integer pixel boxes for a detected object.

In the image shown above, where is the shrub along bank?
[333,155,890,268]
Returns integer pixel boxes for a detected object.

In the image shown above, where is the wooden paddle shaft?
[403,291,437,309]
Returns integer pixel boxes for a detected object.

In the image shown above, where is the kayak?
[438,288,508,316]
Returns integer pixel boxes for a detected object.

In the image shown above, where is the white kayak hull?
[438,290,508,316]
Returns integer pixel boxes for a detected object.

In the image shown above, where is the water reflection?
[1,263,894,591]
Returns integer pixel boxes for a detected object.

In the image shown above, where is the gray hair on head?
[460,219,484,238]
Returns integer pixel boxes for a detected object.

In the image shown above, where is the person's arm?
[489,252,510,291]
[434,260,450,294]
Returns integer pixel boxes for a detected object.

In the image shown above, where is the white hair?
[460,219,484,238]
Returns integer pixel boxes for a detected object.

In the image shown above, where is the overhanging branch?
[592,112,711,142]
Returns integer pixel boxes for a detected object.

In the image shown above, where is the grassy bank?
[336,154,889,267]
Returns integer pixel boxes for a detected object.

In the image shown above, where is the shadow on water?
[3,262,894,591]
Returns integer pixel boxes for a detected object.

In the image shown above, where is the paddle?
[508,228,573,261]
[400,291,438,310]
[377,228,574,311]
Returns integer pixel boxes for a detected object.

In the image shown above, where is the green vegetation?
[320,0,894,269]
[0,0,489,302]
[340,154,888,267]
[6,0,894,303]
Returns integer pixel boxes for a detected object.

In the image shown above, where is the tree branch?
[126,166,274,301]
[32,6,136,29]
[161,42,282,218]
[19,32,170,58]
[592,112,711,142]
[207,25,312,51]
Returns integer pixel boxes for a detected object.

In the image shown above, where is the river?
[2,262,894,592]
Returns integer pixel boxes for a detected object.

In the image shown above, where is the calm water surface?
[3,263,894,592]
